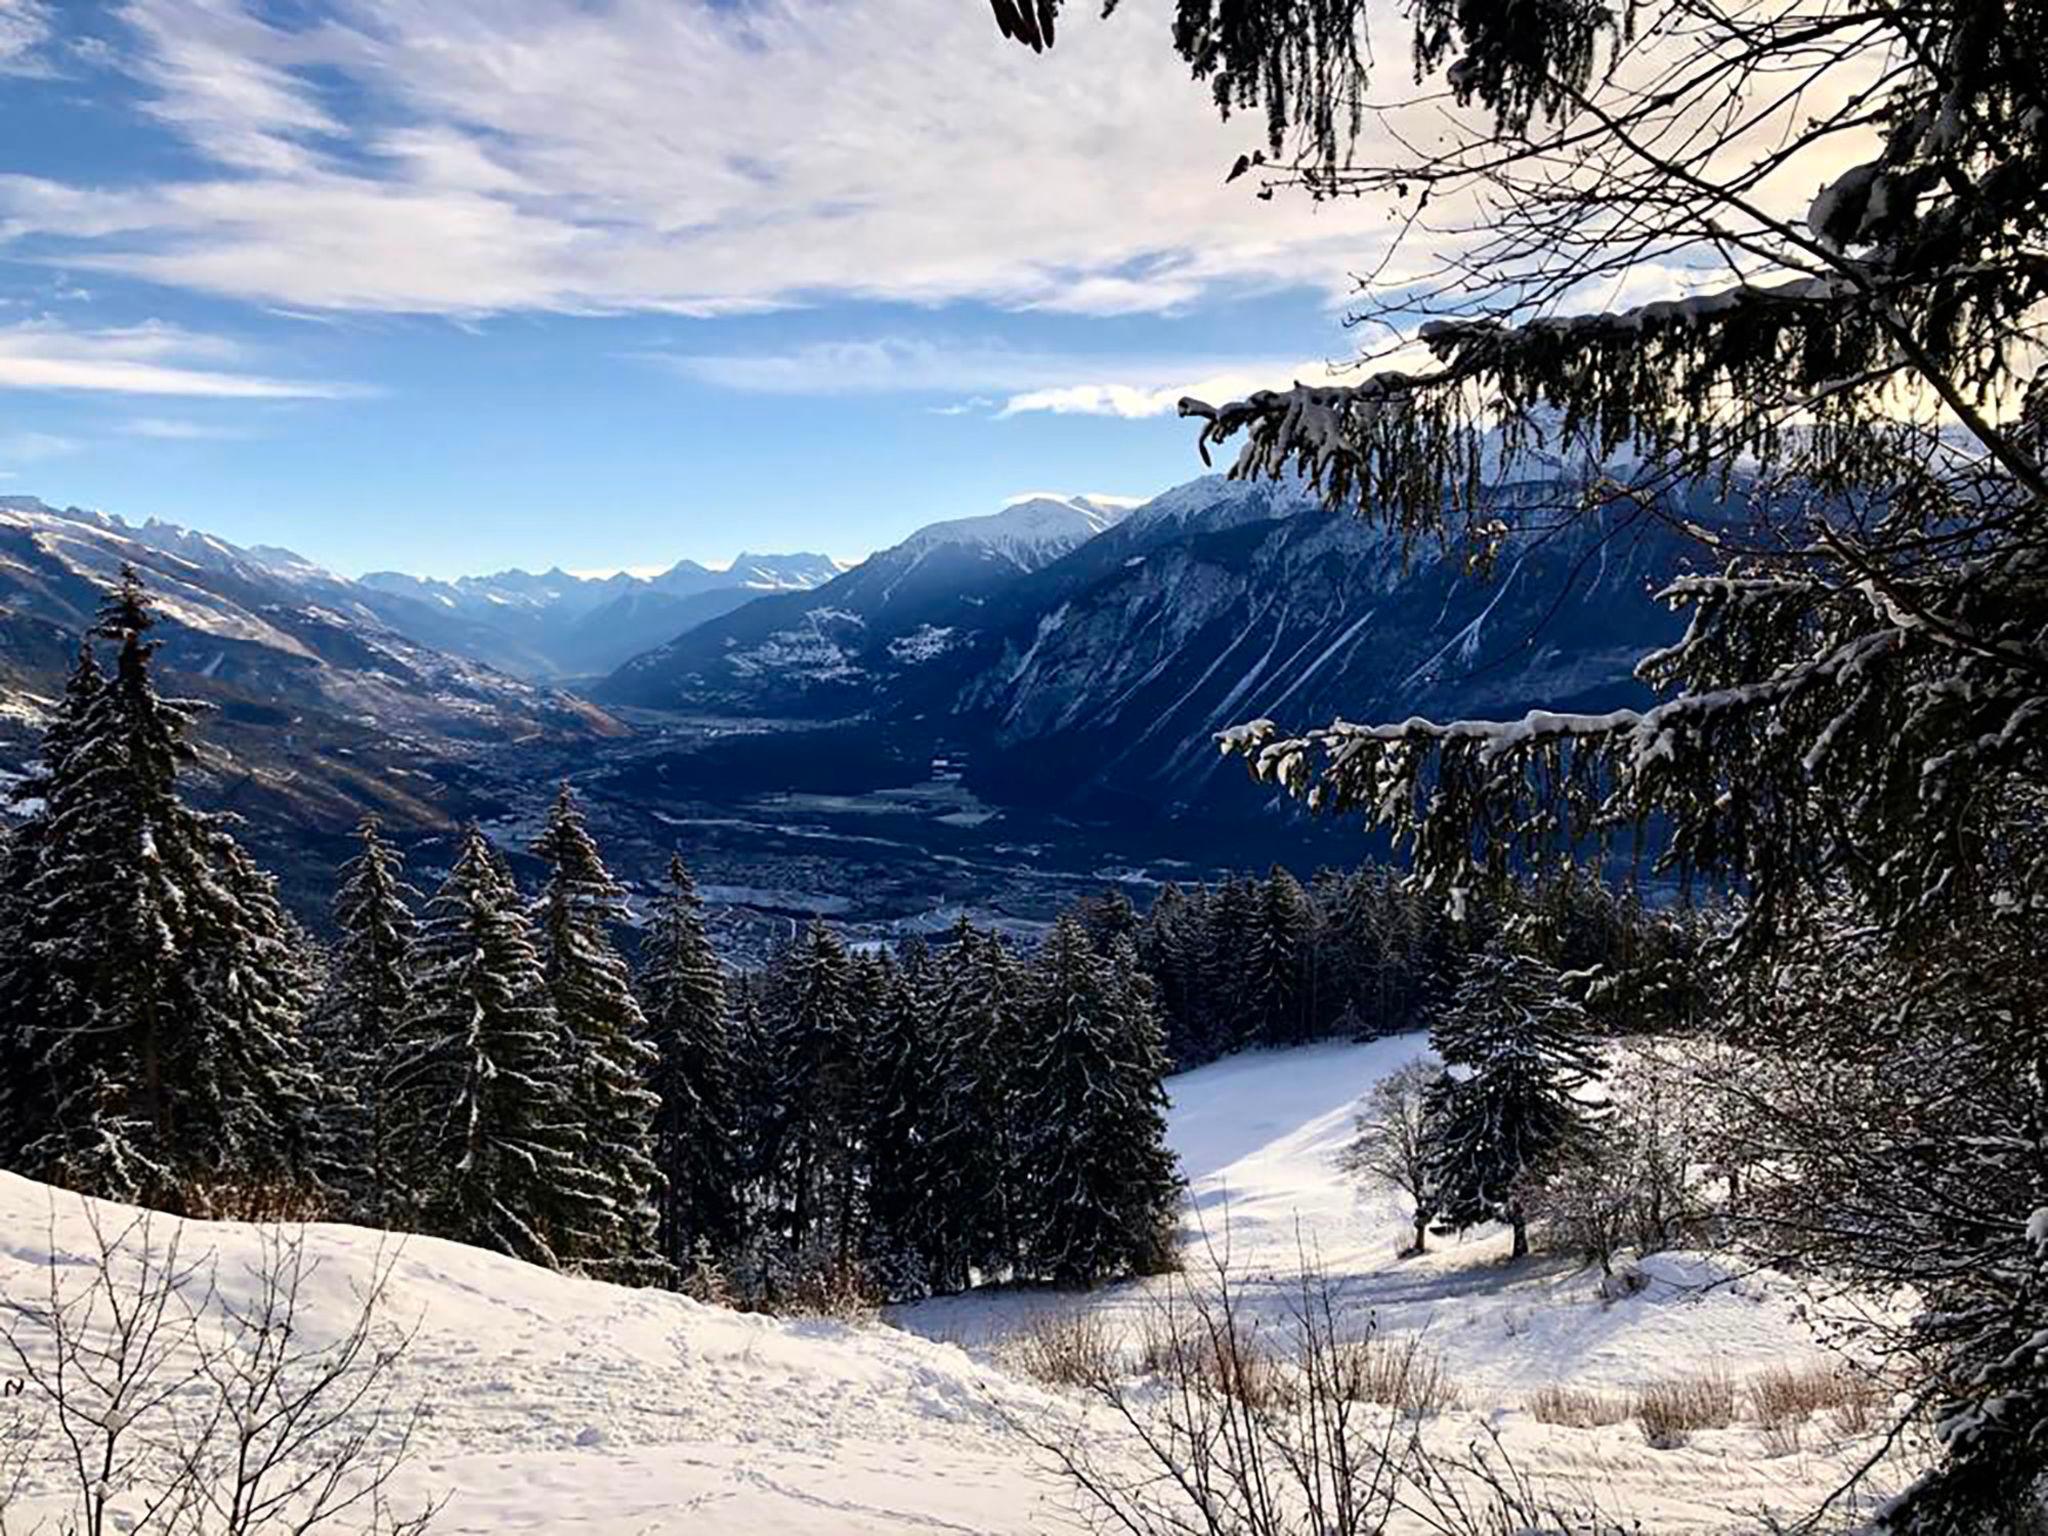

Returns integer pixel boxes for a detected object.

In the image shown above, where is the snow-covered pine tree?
[178,825,328,1203]
[1015,918,1182,1286]
[2,570,321,1209]
[314,815,420,1222]
[531,784,664,1281]
[639,853,742,1275]
[861,939,938,1299]
[385,824,592,1267]
[0,646,98,1167]
[759,920,866,1281]
[1423,933,1601,1259]
[1248,865,1316,1046]
[916,920,1030,1287]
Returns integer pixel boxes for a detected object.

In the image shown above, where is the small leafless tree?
[1341,1059,1437,1257]
[0,1201,442,1536]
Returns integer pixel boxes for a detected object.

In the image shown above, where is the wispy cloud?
[0,428,80,462]
[0,0,1394,318]
[123,415,254,439]
[0,319,360,397]
[0,1,56,76]
[653,335,1357,418]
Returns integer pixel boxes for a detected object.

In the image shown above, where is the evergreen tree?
[861,940,937,1298]
[1,571,319,1207]
[386,825,591,1267]
[314,815,419,1221]
[532,784,664,1280]
[760,921,865,1277]
[922,922,1030,1286]
[1015,918,1182,1286]
[640,853,741,1274]
[1247,865,1315,1046]
[1423,934,1601,1259]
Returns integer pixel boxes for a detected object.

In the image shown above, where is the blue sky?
[0,0,1401,577]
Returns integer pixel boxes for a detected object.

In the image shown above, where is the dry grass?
[1135,1312,1292,1409]
[1635,1367,1737,1448]
[1001,1309,1122,1389]
[1747,1361,1888,1452]
[1333,1337,1461,1419]
[1525,1383,1632,1429]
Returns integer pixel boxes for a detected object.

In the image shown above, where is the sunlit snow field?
[0,1038,1914,1533]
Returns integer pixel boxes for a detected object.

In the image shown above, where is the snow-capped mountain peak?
[894,493,1135,572]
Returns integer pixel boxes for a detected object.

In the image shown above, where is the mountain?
[597,493,1141,714]
[0,496,624,909]
[357,551,841,680]
[593,474,1703,825]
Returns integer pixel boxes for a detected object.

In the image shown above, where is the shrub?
[1333,1337,1460,1419]
[1526,1383,1632,1428]
[1747,1361,1888,1449]
[1002,1310,1122,1389]
[1636,1368,1736,1448]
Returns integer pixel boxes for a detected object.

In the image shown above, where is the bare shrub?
[1135,1304,1292,1410]
[1016,1246,1637,1536]
[0,1200,441,1535]
[1001,1310,1122,1390]
[1636,1367,1737,1448]
[1746,1362,1889,1453]
[1828,1371,1887,1438]
[1333,1336,1460,1419]
[1526,1383,1631,1429]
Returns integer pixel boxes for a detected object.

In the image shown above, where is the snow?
[0,1041,1907,1533]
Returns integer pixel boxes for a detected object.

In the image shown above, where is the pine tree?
[1248,866,1316,1046]
[861,941,937,1298]
[386,825,591,1267]
[314,815,420,1222]
[1422,934,1601,1260]
[939,922,1032,1282]
[531,784,664,1280]
[760,921,865,1279]
[1015,918,1182,1286]
[1,571,320,1208]
[640,853,741,1275]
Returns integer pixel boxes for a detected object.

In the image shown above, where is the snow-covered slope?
[893,494,1135,571]
[0,1042,1904,1534]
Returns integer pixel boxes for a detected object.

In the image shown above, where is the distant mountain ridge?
[592,473,1704,825]
[0,495,623,909]
[356,550,842,680]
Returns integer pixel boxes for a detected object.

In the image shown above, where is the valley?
[0,474,1693,949]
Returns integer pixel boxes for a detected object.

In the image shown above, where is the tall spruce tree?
[640,853,741,1275]
[1015,918,1182,1286]
[1423,934,1601,1259]
[861,941,937,1298]
[0,571,319,1207]
[315,815,420,1222]
[532,784,664,1280]
[761,921,865,1277]
[386,825,592,1267]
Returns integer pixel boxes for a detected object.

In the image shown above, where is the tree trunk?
[1509,1207,1529,1260]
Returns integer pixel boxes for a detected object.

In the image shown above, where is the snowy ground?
[0,1037,1916,1533]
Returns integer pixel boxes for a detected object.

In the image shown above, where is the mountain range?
[591,474,1701,822]
[357,551,841,680]
[0,475,1704,928]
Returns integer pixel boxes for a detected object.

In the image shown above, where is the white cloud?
[0,319,358,397]
[0,1,54,76]
[123,415,252,439]
[0,0,1398,317]
[653,335,1358,415]
[0,429,80,461]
